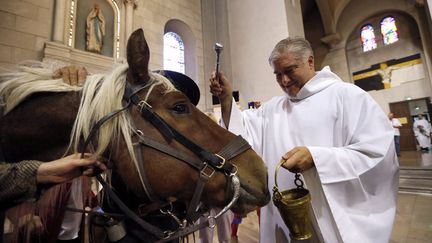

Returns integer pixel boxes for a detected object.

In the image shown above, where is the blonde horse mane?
[69,64,177,187]
[0,62,177,180]
[0,62,81,114]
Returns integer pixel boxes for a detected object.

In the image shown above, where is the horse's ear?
[127,28,150,84]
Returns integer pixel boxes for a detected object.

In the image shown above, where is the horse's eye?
[172,103,189,114]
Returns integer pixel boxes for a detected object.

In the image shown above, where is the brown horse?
[0,29,269,242]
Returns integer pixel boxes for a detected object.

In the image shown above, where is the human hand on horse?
[36,153,107,184]
[53,65,88,86]
[281,147,315,173]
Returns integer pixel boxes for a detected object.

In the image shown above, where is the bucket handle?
[273,158,305,194]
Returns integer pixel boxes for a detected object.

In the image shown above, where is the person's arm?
[209,71,265,154]
[310,87,395,182]
[209,72,233,127]
[0,153,106,208]
[0,160,42,205]
[393,119,402,128]
[283,86,395,176]
[36,153,106,184]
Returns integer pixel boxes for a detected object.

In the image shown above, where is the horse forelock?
[70,64,177,181]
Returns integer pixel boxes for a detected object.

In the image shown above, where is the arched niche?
[74,0,114,57]
[71,0,120,58]
[164,19,197,84]
[45,0,126,73]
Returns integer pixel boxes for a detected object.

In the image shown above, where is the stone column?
[53,0,67,43]
[124,0,136,39]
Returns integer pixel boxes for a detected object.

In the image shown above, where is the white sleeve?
[307,87,396,184]
[394,119,402,127]
[220,98,264,154]
[413,121,419,136]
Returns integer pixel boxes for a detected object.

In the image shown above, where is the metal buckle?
[214,154,226,169]
[200,163,215,179]
[160,203,185,228]
[207,216,217,229]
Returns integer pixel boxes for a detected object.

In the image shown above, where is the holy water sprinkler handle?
[214,43,224,78]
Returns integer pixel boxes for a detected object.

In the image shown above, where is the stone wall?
[0,0,54,69]
[133,0,205,109]
[304,0,432,113]
[0,0,206,109]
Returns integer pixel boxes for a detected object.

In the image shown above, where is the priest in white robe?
[209,37,399,243]
[413,114,431,151]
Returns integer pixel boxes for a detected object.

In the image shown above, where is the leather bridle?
[82,81,251,242]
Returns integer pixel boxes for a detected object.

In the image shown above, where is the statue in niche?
[86,4,106,53]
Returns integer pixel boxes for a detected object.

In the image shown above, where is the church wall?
[345,12,428,113]
[201,0,235,111]
[133,0,205,110]
[303,3,328,70]
[220,0,305,109]
[346,12,422,73]
[0,0,54,69]
[310,0,432,114]
[0,0,207,109]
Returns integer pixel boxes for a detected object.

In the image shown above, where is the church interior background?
[0,0,431,242]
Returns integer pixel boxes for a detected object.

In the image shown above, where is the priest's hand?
[281,147,314,173]
[209,71,232,102]
[209,71,233,127]
[53,65,88,86]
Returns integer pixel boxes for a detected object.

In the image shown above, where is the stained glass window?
[361,24,377,52]
[164,32,185,74]
[381,16,399,45]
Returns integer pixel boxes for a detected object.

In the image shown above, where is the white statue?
[86,4,106,53]
[376,65,398,89]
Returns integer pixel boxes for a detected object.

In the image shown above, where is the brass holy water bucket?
[272,159,313,240]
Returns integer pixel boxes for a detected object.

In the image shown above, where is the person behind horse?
[0,65,101,209]
[0,65,106,243]
[413,114,431,152]
[209,37,398,242]
[388,112,402,156]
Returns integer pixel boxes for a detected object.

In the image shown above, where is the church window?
[380,16,399,45]
[164,32,185,74]
[360,24,377,52]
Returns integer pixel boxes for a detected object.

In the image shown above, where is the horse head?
[102,28,270,215]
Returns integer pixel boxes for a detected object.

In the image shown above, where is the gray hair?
[268,37,313,65]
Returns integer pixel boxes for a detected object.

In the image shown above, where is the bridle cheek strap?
[133,133,250,224]
[133,98,237,174]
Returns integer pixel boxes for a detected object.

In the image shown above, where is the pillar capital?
[124,0,137,8]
